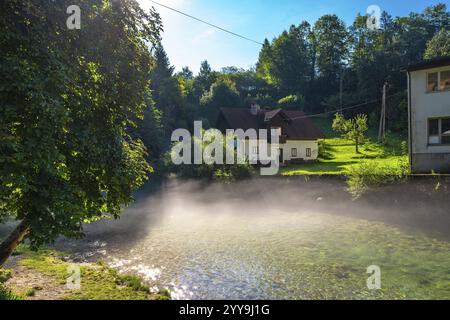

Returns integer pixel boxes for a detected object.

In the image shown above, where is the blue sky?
[137,0,450,74]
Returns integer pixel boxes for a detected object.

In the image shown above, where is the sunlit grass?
[280,137,408,176]
[8,246,170,300]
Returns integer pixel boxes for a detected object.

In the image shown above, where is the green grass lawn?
[280,118,408,176]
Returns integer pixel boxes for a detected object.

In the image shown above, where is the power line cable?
[287,91,405,121]
[148,0,264,45]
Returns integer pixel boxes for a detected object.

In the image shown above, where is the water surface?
[52,178,450,300]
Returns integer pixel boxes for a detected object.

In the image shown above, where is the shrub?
[346,158,409,198]
[166,133,255,182]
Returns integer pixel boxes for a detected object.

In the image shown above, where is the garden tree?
[0,0,162,265]
[332,113,368,154]
[424,29,450,59]
[200,78,243,125]
[150,45,185,136]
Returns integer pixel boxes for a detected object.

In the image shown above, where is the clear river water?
[44,178,450,299]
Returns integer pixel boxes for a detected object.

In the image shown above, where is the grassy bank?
[280,137,408,176]
[0,246,170,300]
[280,117,408,176]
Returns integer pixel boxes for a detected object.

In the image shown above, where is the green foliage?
[281,136,408,176]
[0,0,161,252]
[200,78,243,124]
[257,24,313,98]
[167,133,254,182]
[150,45,186,135]
[0,268,12,283]
[0,285,21,300]
[346,157,410,198]
[424,29,450,59]
[277,95,305,110]
[0,268,19,300]
[332,113,368,153]
[313,15,349,81]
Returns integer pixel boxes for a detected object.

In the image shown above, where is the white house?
[216,104,324,164]
[405,57,450,173]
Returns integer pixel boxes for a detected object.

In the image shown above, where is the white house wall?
[282,140,318,162]
[410,65,450,172]
[239,139,319,163]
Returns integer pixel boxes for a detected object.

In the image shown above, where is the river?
[44,177,450,300]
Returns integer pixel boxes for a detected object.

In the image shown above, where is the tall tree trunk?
[0,219,29,266]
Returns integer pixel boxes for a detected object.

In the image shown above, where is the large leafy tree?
[424,29,450,59]
[313,15,349,87]
[0,0,162,265]
[200,77,242,126]
[256,23,313,99]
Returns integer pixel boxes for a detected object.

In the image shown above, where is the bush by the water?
[346,158,409,198]
[165,133,255,181]
[169,157,255,182]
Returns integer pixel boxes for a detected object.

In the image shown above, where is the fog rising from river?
[49,178,450,299]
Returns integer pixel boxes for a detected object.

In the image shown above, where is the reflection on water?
[52,178,450,300]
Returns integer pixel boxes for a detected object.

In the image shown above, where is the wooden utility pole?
[378,83,387,142]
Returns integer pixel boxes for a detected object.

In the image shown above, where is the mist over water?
[52,178,450,299]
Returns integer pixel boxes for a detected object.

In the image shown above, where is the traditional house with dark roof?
[216,104,324,164]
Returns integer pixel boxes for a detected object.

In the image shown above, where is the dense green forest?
[0,0,449,264]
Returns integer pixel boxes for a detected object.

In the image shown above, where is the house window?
[427,72,438,92]
[442,118,450,144]
[427,70,450,93]
[291,148,297,157]
[252,146,258,154]
[306,148,311,157]
[440,70,450,91]
[428,119,439,144]
[428,118,450,145]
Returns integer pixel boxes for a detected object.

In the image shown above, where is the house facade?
[405,57,450,173]
[216,104,324,165]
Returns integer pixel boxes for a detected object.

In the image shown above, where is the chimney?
[250,103,260,116]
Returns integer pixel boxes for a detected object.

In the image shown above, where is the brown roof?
[217,108,324,140]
